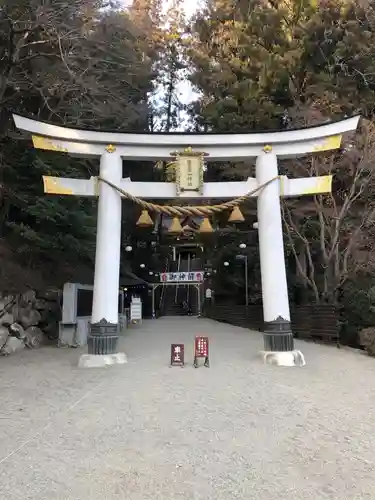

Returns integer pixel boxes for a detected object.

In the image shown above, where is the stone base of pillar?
[263,316,294,352]
[260,350,306,367]
[78,352,127,368]
[260,316,305,366]
[87,318,119,355]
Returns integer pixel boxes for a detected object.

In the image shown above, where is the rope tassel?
[228,206,245,223]
[199,217,213,233]
[168,217,183,234]
[136,210,153,227]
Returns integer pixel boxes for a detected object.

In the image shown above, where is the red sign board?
[171,344,185,366]
[194,336,209,368]
[195,336,209,357]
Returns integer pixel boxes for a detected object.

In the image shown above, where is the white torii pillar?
[256,149,296,363]
[86,150,125,365]
[13,114,360,367]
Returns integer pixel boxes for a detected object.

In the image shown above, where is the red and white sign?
[193,336,209,368]
[160,271,204,283]
[195,336,209,358]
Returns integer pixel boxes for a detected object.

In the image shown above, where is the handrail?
[159,256,169,312]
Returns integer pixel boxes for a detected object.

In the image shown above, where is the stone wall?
[0,289,60,355]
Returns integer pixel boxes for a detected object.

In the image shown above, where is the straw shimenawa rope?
[98,176,279,217]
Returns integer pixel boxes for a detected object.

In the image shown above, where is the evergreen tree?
[187,0,375,315]
[188,0,375,131]
[187,0,292,132]
[150,0,187,131]
[0,0,155,286]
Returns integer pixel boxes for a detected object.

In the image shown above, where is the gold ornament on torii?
[105,144,117,153]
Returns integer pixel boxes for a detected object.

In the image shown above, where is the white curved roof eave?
[13,114,360,148]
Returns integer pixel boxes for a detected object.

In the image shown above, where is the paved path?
[1,317,375,500]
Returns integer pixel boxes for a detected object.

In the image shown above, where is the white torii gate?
[13,114,360,367]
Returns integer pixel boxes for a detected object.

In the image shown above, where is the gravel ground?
[1,317,375,500]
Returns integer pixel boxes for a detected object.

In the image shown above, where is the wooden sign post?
[193,336,209,368]
[170,344,185,367]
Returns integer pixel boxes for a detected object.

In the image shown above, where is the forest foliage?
[1,0,375,338]
[186,0,375,341]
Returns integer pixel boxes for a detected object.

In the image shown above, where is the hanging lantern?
[168,217,183,234]
[136,210,153,227]
[228,206,245,223]
[199,217,213,233]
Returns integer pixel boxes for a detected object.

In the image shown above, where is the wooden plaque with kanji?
[170,344,185,366]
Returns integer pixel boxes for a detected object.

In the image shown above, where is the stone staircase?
[162,256,201,316]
